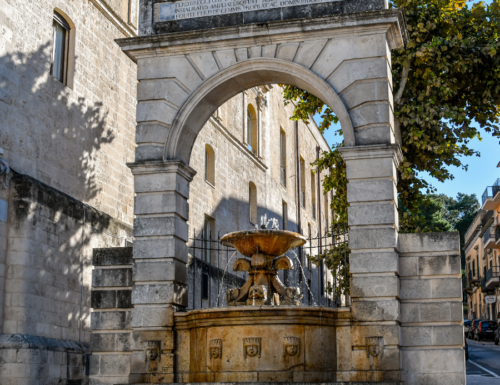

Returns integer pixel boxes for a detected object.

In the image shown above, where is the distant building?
[464,172,500,321]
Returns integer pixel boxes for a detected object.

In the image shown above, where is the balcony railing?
[484,226,499,249]
[481,210,494,228]
[485,266,500,287]
[280,166,286,187]
[482,178,500,205]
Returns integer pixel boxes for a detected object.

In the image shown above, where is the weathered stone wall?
[0,0,136,222]
[399,232,464,385]
[0,1,137,383]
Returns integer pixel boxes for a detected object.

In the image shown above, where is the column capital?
[338,144,403,165]
[127,160,196,181]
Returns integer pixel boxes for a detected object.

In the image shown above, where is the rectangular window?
[203,217,215,263]
[51,13,70,84]
[300,157,306,208]
[311,171,316,220]
[280,130,286,187]
[202,266,209,300]
[282,200,288,230]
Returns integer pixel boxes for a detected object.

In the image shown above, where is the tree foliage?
[282,0,500,230]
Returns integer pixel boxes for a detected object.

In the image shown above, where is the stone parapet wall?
[399,232,465,385]
[90,247,133,385]
[0,334,89,385]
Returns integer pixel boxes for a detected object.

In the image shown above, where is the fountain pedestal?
[221,230,306,306]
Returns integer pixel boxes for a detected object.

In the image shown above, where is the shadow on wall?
[0,41,115,204]
[0,42,132,352]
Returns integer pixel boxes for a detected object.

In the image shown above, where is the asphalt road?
[467,339,500,384]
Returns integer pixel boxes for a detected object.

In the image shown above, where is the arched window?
[205,144,215,186]
[249,182,257,224]
[51,11,73,86]
[247,105,258,155]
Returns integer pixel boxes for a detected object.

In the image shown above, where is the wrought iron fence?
[186,225,349,310]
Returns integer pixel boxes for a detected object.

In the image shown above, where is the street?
[467,339,500,384]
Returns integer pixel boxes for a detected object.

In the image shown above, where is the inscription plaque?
[159,0,342,21]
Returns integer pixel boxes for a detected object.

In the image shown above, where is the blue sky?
[313,0,498,202]
[314,116,500,201]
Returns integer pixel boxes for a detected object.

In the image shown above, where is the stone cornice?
[116,9,407,61]
[338,144,404,165]
[127,160,197,180]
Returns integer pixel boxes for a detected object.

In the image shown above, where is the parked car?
[468,319,484,339]
[464,338,469,360]
[474,320,497,341]
[464,320,471,337]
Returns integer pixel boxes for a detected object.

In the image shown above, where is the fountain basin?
[220,230,306,257]
[173,306,351,382]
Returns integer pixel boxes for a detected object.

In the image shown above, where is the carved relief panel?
[243,337,261,358]
[283,336,300,357]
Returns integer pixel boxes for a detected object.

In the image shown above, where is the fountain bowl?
[220,229,306,257]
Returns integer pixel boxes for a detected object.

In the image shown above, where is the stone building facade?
[464,168,500,322]
[0,0,138,383]
[187,85,333,309]
[0,0,333,382]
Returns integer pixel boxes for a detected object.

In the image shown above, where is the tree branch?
[395,59,411,105]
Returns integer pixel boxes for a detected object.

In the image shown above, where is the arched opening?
[249,182,257,225]
[205,144,215,186]
[165,58,354,163]
[247,104,258,155]
[51,9,75,88]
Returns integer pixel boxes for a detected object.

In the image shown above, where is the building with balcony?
[464,172,500,321]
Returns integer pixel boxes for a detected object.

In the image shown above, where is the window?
[324,194,329,232]
[202,265,209,300]
[249,182,257,224]
[247,105,258,154]
[51,11,71,85]
[205,144,215,186]
[473,260,476,276]
[280,129,286,187]
[311,170,316,220]
[203,216,215,263]
[306,224,312,271]
[282,200,288,230]
[300,157,306,208]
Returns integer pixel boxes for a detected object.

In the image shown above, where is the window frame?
[51,11,71,85]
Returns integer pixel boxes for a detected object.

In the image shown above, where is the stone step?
[92,246,133,266]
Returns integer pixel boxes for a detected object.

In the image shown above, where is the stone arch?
[164,58,355,163]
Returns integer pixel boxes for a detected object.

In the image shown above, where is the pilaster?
[339,144,403,382]
[128,160,196,383]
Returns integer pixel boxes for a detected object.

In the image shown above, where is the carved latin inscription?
[283,336,300,357]
[243,337,261,358]
[209,339,222,359]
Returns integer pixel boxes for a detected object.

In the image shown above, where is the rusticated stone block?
[92,268,132,288]
[92,248,133,267]
[351,299,400,321]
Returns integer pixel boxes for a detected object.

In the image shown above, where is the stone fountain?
[220,229,306,306]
